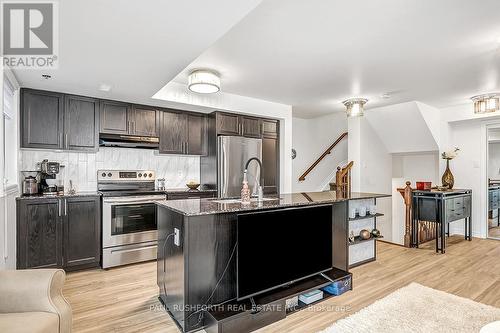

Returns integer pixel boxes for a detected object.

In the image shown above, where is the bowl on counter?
[186,183,200,190]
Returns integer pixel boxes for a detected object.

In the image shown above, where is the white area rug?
[319,283,500,333]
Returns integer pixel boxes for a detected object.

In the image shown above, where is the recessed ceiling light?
[41,74,51,79]
[188,69,220,94]
[99,83,112,92]
[380,93,391,99]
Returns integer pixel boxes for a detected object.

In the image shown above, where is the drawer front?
[167,192,215,200]
[445,196,471,222]
[220,301,286,333]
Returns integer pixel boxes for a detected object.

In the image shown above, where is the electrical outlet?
[174,228,180,246]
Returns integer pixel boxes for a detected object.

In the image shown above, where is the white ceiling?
[171,0,500,118]
[12,0,500,119]
[11,0,262,105]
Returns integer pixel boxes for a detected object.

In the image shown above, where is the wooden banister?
[334,161,353,197]
[298,132,348,181]
[397,181,436,248]
[397,181,413,247]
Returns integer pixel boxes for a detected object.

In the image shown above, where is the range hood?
[99,134,159,149]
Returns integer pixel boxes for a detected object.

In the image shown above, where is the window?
[3,76,17,187]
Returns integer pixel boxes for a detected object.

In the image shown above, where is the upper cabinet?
[21,89,64,149]
[131,105,159,137]
[64,95,99,151]
[262,119,279,138]
[214,112,277,139]
[159,110,207,155]
[99,100,130,135]
[100,102,159,137]
[216,112,240,136]
[21,89,98,151]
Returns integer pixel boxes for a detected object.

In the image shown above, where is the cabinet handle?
[185,142,189,154]
[64,199,67,216]
[58,199,61,217]
[65,133,68,149]
[132,121,136,134]
[59,133,63,147]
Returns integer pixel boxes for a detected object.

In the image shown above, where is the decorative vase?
[441,159,454,189]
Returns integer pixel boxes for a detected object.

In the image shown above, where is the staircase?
[298,132,348,182]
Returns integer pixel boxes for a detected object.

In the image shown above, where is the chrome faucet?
[244,157,264,201]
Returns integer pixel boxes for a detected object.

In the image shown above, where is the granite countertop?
[156,191,391,216]
[17,191,101,200]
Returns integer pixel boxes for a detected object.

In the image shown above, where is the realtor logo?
[1,1,59,68]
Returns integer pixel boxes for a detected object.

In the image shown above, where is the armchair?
[0,269,72,333]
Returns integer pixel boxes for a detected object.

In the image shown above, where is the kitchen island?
[156,191,390,333]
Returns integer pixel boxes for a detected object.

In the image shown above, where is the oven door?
[102,195,166,248]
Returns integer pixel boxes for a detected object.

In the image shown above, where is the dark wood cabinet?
[216,112,240,136]
[99,100,130,135]
[64,95,99,151]
[186,114,207,155]
[63,196,101,270]
[262,120,279,138]
[130,105,159,137]
[17,198,62,269]
[214,112,277,139]
[21,89,64,149]
[262,137,279,195]
[21,89,99,151]
[17,196,101,271]
[215,112,263,138]
[240,116,261,138]
[159,110,207,155]
[159,110,187,154]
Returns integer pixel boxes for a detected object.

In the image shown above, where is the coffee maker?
[37,160,64,195]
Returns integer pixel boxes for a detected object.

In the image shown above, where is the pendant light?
[343,98,368,117]
[188,70,220,94]
[471,93,500,114]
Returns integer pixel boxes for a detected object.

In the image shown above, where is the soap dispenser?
[241,171,251,204]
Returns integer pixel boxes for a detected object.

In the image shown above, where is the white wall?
[348,116,393,243]
[1,64,20,270]
[488,142,500,180]
[153,81,293,193]
[292,112,347,192]
[446,121,486,237]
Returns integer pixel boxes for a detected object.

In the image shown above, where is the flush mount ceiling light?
[471,93,500,114]
[342,98,368,117]
[188,69,220,94]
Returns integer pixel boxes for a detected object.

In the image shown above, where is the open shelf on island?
[348,235,383,246]
[349,213,384,221]
[208,267,352,322]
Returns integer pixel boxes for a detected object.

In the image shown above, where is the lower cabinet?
[17,196,101,271]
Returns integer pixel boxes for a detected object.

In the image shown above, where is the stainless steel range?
[98,170,165,268]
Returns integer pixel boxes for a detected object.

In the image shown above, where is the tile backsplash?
[20,147,200,192]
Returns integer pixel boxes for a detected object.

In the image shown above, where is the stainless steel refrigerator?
[218,136,262,198]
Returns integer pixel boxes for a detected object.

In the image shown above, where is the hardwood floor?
[64,236,500,333]
[489,226,500,238]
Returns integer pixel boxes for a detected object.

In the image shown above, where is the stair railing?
[298,132,348,181]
